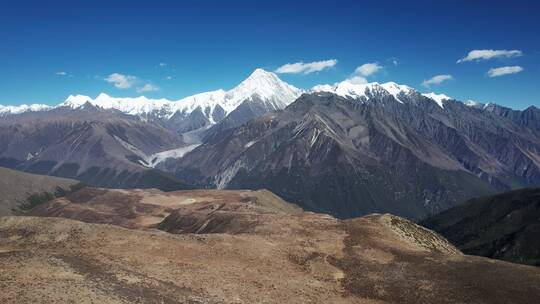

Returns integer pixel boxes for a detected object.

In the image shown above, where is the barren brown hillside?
[1,188,539,303]
[0,167,78,216]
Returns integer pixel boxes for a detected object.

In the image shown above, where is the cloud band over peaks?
[275,59,337,74]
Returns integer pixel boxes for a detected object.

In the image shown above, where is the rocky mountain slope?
[0,166,79,215]
[0,105,193,190]
[161,89,540,219]
[1,188,540,303]
[421,187,540,266]
[0,69,302,190]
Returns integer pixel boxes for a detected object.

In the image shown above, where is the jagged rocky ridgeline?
[162,91,540,219]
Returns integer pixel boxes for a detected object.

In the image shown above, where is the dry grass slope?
[0,167,79,215]
[0,188,539,303]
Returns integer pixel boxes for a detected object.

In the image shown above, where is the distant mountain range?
[1,69,539,218]
[1,69,302,135]
[0,69,300,190]
[160,75,540,219]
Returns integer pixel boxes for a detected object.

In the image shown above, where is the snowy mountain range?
[44,69,301,126]
[0,68,491,121]
[312,80,415,103]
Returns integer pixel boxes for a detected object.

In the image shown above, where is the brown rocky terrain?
[27,187,303,232]
[1,188,540,303]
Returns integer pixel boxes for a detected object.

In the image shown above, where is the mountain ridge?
[421,187,540,266]
[160,91,540,219]
[2,69,301,125]
[0,166,79,215]
[1,69,533,119]
[0,105,194,190]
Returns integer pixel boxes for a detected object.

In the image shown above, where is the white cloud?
[104,73,137,89]
[422,74,453,87]
[136,83,159,93]
[487,66,523,77]
[457,49,522,63]
[347,76,368,84]
[56,71,67,76]
[165,76,172,80]
[340,62,382,83]
[275,59,337,74]
[311,84,334,92]
[158,63,167,67]
[354,62,382,77]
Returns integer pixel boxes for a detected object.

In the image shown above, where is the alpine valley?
[1,69,539,219]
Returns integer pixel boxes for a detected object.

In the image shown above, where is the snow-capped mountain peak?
[225,68,303,109]
[311,80,415,103]
[95,92,112,100]
[381,82,413,98]
[170,68,301,119]
[234,68,294,95]
[61,93,173,116]
[62,94,93,107]
[422,92,453,108]
[54,69,301,125]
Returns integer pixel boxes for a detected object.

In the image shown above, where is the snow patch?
[0,104,52,115]
[311,80,413,104]
[244,140,257,148]
[422,92,453,108]
[215,159,246,189]
[146,144,200,167]
[310,128,321,147]
[464,100,486,109]
[112,135,149,165]
[113,134,200,167]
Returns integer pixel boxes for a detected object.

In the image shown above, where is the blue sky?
[0,0,539,109]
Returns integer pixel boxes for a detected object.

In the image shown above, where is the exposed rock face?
[161,92,540,219]
[203,95,292,140]
[421,187,540,266]
[1,188,540,303]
